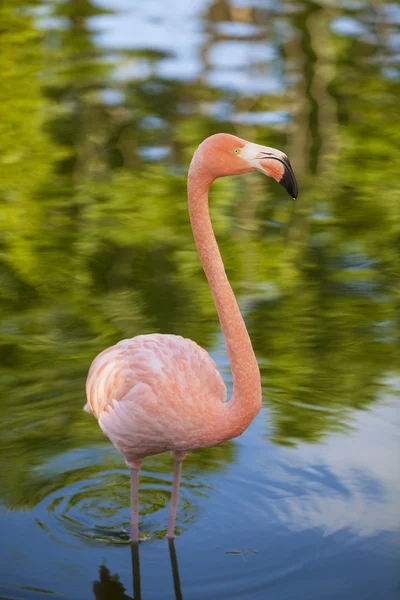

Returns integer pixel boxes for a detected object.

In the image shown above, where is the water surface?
[0,1,399,598]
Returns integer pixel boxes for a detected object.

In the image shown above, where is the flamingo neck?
[187,164,262,440]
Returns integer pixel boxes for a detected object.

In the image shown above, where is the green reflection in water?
[0,0,399,536]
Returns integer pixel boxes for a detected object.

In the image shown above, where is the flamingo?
[85,133,298,541]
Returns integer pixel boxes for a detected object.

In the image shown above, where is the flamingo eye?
[233,148,240,155]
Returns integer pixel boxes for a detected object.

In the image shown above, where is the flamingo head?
[193,133,298,199]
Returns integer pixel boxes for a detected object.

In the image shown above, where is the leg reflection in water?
[131,541,141,600]
[168,539,183,600]
[92,540,184,599]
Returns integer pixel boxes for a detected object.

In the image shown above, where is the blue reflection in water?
[1,394,398,598]
[0,0,399,598]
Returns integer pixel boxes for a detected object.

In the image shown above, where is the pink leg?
[167,451,187,539]
[129,459,143,542]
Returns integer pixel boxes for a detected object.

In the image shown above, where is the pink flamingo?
[85,133,298,541]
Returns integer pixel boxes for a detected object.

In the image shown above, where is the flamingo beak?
[275,155,298,200]
[255,152,298,200]
[241,142,298,199]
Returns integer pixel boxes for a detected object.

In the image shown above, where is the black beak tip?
[280,159,298,199]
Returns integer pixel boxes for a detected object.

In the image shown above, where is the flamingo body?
[86,334,227,463]
[85,133,298,539]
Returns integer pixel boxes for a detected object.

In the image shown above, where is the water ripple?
[35,466,202,546]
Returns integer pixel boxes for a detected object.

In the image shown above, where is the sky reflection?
[258,387,400,537]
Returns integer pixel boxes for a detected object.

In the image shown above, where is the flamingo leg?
[130,459,143,542]
[167,451,187,539]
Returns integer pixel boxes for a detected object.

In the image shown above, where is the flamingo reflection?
[92,540,184,599]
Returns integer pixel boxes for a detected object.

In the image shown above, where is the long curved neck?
[188,164,262,440]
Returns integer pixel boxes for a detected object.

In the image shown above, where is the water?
[0,1,399,598]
